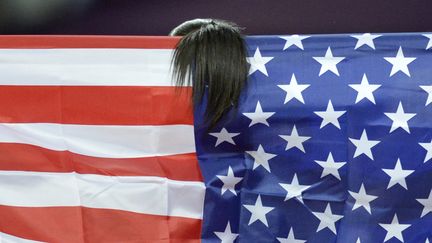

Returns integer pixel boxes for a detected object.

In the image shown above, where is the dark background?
[1,0,431,35]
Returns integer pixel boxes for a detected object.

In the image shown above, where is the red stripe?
[0,143,202,181]
[0,205,201,243]
[0,86,193,125]
[0,35,179,49]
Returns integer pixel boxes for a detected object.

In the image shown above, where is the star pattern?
[196,34,431,243]
[246,144,277,172]
[279,173,311,204]
[379,214,410,242]
[382,158,415,190]
[279,125,311,153]
[384,102,416,133]
[314,152,347,180]
[216,166,243,196]
[313,47,345,76]
[349,74,381,104]
[243,195,275,227]
[351,33,382,50]
[348,183,378,214]
[349,129,380,160]
[278,74,310,104]
[384,46,416,77]
[209,128,240,147]
[419,140,432,163]
[280,35,310,50]
[214,222,238,243]
[314,100,346,129]
[247,47,274,76]
[242,101,275,127]
[311,204,344,234]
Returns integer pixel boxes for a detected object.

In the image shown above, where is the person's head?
[170,18,248,128]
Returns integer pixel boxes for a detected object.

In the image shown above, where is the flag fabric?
[195,33,432,243]
[0,34,431,243]
[0,36,204,243]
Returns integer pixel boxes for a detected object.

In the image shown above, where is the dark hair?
[170,18,248,128]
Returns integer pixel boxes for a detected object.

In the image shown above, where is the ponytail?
[170,19,248,128]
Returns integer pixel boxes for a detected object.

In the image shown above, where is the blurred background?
[1,0,431,35]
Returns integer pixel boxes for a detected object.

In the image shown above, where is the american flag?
[195,33,432,242]
[0,34,431,243]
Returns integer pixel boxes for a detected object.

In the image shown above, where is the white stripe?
[0,49,184,86]
[0,171,205,219]
[0,232,45,243]
[0,123,195,158]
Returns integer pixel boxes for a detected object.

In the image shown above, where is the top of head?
[169,18,242,36]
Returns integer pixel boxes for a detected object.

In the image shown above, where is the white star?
[424,34,432,49]
[349,74,381,104]
[278,74,310,104]
[356,238,361,243]
[379,214,410,242]
[279,125,311,153]
[351,33,382,50]
[419,140,432,163]
[243,195,274,227]
[214,222,238,243]
[279,173,311,204]
[384,46,416,77]
[247,47,274,76]
[416,190,432,217]
[280,35,310,50]
[277,227,306,243]
[426,238,430,243]
[246,144,277,172]
[314,100,346,129]
[349,129,380,160]
[216,166,243,196]
[348,183,378,214]
[242,101,275,127]
[313,47,345,76]
[209,128,240,147]
[314,152,347,180]
[382,158,415,190]
[420,85,432,106]
[384,102,416,133]
[312,204,343,234]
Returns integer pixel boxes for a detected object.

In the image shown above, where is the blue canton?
[194,33,432,243]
